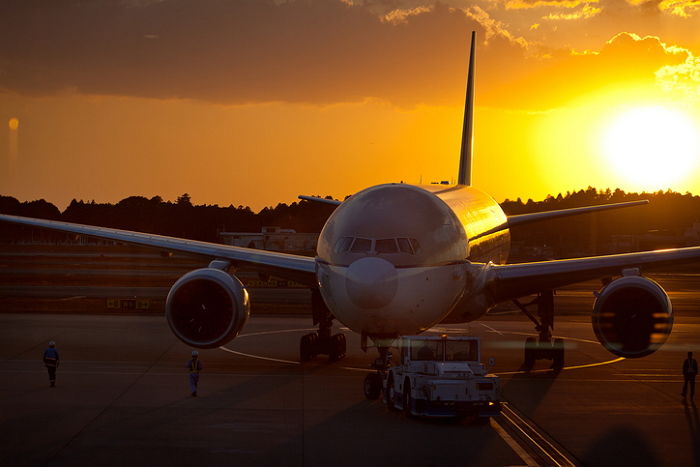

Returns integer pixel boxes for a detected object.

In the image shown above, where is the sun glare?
[601,106,699,188]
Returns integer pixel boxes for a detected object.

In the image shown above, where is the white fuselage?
[315,183,510,340]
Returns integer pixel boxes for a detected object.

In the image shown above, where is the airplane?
[0,31,695,399]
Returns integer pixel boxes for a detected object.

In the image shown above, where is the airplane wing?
[488,246,700,302]
[0,214,317,285]
[506,200,648,228]
[469,200,648,243]
[298,195,342,206]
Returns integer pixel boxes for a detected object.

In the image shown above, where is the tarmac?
[2,308,700,467]
[2,245,700,466]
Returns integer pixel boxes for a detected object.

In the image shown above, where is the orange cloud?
[506,0,597,9]
[381,6,433,24]
[480,32,690,109]
[658,0,700,17]
[656,55,700,99]
[628,0,700,17]
[462,5,530,49]
[542,4,602,19]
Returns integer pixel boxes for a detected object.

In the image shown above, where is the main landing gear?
[363,346,392,400]
[299,290,346,363]
[513,290,564,371]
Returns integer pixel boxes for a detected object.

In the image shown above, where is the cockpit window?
[410,238,421,254]
[335,237,354,254]
[397,238,413,254]
[335,236,420,255]
[350,238,372,253]
[375,238,398,254]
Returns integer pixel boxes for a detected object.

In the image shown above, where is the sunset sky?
[1,0,699,211]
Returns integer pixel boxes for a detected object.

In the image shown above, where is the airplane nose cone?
[345,257,398,309]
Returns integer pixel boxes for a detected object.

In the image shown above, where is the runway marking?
[499,402,576,467]
[218,346,299,365]
[221,328,320,365]
[614,373,678,377]
[220,324,623,376]
[480,323,504,336]
[340,366,374,373]
[490,417,535,467]
[495,357,625,376]
[500,330,599,345]
[237,328,316,338]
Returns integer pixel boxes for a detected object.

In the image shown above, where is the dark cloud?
[0,1,692,108]
[0,0,529,105]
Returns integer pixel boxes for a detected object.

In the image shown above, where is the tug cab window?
[411,340,442,361]
[445,340,478,362]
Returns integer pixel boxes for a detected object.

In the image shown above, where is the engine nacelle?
[166,268,250,349]
[592,275,673,358]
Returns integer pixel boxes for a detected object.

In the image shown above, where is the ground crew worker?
[683,351,698,400]
[186,350,203,397]
[43,341,59,387]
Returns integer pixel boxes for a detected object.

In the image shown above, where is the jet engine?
[592,275,673,358]
[165,267,250,348]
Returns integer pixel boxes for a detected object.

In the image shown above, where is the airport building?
[219,226,318,254]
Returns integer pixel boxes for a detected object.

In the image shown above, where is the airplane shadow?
[255,400,515,467]
[45,359,329,466]
[684,399,700,467]
[579,426,660,467]
[500,365,561,415]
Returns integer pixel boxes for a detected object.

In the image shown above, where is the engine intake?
[592,275,672,358]
[166,268,250,348]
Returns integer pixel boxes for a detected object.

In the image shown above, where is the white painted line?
[218,346,299,365]
[57,295,87,301]
[502,404,573,467]
[490,417,538,467]
[222,326,622,378]
[340,366,374,373]
[237,328,316,338]
[480,323,504,336]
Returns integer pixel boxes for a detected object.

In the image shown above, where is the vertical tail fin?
[458,31,476,186]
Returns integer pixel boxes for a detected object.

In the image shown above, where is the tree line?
[1,188,699,258]
[0,193,336,243]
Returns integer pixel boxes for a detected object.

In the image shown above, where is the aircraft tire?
[364,373,382,400]
[402,379,412,415]
[553,338,564,370]
[524,337,536,369]
[300,333,315,362]
[329,333,346,362]
[385,374,397,411]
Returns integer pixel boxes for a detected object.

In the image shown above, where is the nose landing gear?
[514,290,564,371]
[299,290,346,363]
[363,346,392,400]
